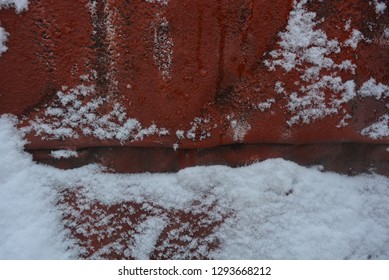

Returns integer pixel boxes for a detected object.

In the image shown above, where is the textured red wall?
[0,0,388,173]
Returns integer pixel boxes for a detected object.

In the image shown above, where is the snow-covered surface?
[265,0,360,126]
[1,115,389,259]
[0,116,74,259]
[265,0,389,138]
[27,77,169,142]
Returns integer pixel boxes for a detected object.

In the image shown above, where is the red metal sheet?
[0,0,388,173]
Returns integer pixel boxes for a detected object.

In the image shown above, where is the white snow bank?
[1,115,389,259]
[0,116,74,259]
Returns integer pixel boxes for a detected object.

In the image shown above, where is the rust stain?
[216,0,226,94]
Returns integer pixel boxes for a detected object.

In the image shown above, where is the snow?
[344,29,365,50]
[27,77,169,142]
[344,19,351,31]
[0,116,74,259]
[265,0,360,126]
[186,117,212,141]
[145,0,169,5]
[0,0,28,13]
[384,27,389,39]
[359,78,389,100]
[274,81,285,94]
[265,0,389,138]
[358,79,389,138]
[257,99,275,112]
[130,217,168,259]
[0,0,389,260]
[1,115,389,259]
[175,130,185,139]
[0,26,8,56]
[50,150,78,159]
[361,114,389,139]
[372,0,387,14]
[230,119,251,142]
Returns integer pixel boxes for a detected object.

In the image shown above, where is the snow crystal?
[372,0,387,14]
[230,119,251,142]
[175,130,185,139]
[186,117,212,141]
[0,0,28,13]
[50,150,78,159]
[1,116,389,259]
[257,98,275,112]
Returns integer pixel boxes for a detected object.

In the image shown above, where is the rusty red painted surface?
[0,0,388,173]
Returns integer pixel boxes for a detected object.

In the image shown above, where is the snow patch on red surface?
[265,0,389,137]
